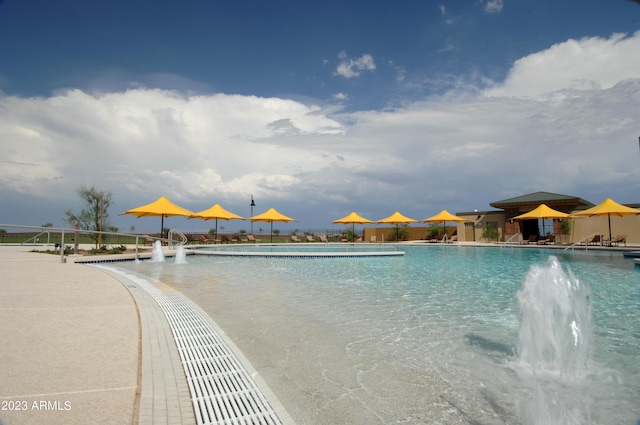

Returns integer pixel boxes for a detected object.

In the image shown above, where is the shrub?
[481,225,500,242]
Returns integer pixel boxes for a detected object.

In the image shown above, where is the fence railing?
[0,224,185,263]
[563,232,602,251]
[501,233,522,248]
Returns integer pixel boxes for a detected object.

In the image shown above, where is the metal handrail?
[0,223,177,263]
[501,233,521,248]
[21,231,51,246]
[563,232,602,251]
[168,229,188,248]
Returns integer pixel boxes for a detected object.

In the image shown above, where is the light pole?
[250,195,256,234]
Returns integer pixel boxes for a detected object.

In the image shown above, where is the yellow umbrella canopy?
[423,209,467,239]
[333,212,374,242]
[377,211,417,224]
[377,211,417,242]
[572,198,640,241]
[512,204,569,220]
[122,196,195,236]
[423,209,467,223]
[190,203,245,237]
[191,203,245,221]
[512,204,569,237]
[249,208,297,242]
[333,211,374,225]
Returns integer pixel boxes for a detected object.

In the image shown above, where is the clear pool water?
[112,245,639,425]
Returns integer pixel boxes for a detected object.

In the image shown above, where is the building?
[456,191,640,244]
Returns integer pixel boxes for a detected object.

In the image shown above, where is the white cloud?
[484,0,504,13]
[484,31,640,98]
[332,92,349,101]
[1,32,639,229]
[335,51,376,78]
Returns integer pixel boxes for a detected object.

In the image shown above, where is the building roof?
[490,191,593,209]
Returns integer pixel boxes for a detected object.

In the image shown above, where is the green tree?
[559,218,572,235]
[426,224,444,240]
[481,225,500,242]
[389,224,410,241]
[341,226,357,241]
[64,185,113,248]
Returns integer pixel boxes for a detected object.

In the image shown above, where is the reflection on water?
[114,246,639,425]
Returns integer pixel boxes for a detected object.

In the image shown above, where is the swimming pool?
[195,244,404,257]
[112,245,639,425]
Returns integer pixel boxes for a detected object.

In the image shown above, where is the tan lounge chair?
[291,235,301,242]
[537,235,555,245]
[606,235,626,247]
[200,235,211,244]
[142,234,154,245]
[370,235,377,243]
[306,235,316,242]
[247,234,262,243]
[319,235,328,243]
[587,235,601,246]
[525,235,538,245]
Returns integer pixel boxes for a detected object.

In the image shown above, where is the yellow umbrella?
[512,204,569,220]
[333,212,374,242]
[249,208,296,242]
[190,203,245,238]
[423,209,467,240]
[122,196,195,237]
[512,204,569,237]
[572,198,640,241]
[377,211,417,242]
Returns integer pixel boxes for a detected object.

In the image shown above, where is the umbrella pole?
[161,215,165,241]
[270,222,273,243]
[608,213,612,242]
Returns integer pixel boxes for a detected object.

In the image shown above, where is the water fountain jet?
[514,255,593,425]
[150,240,165,262]
[174,244,187,264]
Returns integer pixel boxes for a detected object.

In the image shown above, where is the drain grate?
[135,278,284,425]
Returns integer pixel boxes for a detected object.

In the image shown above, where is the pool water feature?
[174,244,188,264]
[150,240,165,262]
[513,256,593,424]
[112,246,639,425]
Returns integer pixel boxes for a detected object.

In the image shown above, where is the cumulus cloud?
[335,51,376,78]
[484,0,504,13]
[484,31,640,98]
[1,31,639,229]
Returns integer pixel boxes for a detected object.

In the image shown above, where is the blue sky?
[1,0,639,232]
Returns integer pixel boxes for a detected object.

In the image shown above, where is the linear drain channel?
[134,277,285,425]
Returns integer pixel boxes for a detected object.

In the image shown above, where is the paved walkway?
[0,246,194,425]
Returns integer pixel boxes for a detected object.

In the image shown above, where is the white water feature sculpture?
[150,240,165,262]
[174,244,187,264]
[513,255,593,425]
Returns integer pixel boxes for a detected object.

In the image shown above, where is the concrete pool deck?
[0,244,295,425]
[2,241,638,424]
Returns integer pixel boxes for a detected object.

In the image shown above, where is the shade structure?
[512,204,569,220]
[377,211,417,242]
[190,203,245,238]
[249,208,296,242]
[121,196,195,237]
[333,212,374,242]
[572,198,640,241]
[512,204,569,237]
[423,209,467,240]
